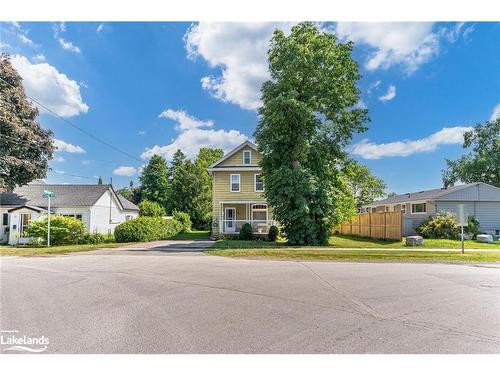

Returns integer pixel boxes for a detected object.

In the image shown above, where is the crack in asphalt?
[295,261,500,345]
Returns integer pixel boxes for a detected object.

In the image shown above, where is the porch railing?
[219,220,276,234]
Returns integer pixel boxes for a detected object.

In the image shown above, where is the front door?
[224,208,236,232]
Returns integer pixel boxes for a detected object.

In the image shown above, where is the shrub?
[114,217,182,242]
[173,211,192,232]
[26,216,86,245]
[139,200,166,217]
[239,223,253,240]
[268,225,279,241]
[465,216,480,239]
[78,232,107,244]
[416,212,460,239]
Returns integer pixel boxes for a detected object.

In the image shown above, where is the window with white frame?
[125,215,133,221]
[243,150,251,165]
[61,214,83,220]
[230,174,240,192]
[401,204,406,214]
[20,213,31,236]
[252,204,267,221]
[255,174,264,192]
[411,203,426,214]
[2,213,8,226]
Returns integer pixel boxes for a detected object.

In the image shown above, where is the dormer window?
[243,150,251,165]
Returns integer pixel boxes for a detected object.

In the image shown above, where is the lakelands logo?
[0,330,49,353]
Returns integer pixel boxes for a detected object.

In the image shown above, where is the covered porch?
[219,201,275,234]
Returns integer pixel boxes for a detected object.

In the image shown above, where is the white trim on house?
[410,202,427,214]
[208,166,261,172]
[230,174,241,192]
[254,174,264,192]
[243,150,252,165]
[208,140,259,169]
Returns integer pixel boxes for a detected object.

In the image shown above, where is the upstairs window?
[243,150,251,165]
[230,174,240,192]
[411,203,426,214]
[255,174,264,192]
[2,213,8,226]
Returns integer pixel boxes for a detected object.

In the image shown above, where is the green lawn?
[170,230,210,240]
[213,234,500,250]
[207,248,500,263]
[0,242,130,256]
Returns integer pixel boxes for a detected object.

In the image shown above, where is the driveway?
[1,246,499,354]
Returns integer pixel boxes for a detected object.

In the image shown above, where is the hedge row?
[114,217,183,242]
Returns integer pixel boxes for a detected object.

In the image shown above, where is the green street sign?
[43,190,55,198]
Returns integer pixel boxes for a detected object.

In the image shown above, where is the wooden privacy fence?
[339,212,403,240]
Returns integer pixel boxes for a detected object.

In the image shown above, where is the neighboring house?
[208,140,275,236]
[0,183,139,245]
[362,182,500,236]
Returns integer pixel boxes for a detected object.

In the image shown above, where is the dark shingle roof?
[1,184,112,208]
[116,193,139,211]
[366,184,476,206]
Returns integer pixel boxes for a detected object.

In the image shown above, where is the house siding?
[436,201,500,233]
[212,170,268,234]
[89,190,138,234]
[218,145,262,167]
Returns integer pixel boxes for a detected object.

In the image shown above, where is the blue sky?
[1,21,499,193]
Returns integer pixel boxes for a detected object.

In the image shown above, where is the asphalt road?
[1,242,499,354]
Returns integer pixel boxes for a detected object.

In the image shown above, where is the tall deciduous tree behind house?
[139,155,170,209]
[254,23,368,245]
[168,148,223,229]
[0,53,55,191]
[442,119,500,188]
[342,161,386,207]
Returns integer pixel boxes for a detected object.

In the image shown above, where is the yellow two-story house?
[208,141,275,236]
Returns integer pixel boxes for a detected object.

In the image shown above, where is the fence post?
[384,212,387,240]
[369,212,372,237]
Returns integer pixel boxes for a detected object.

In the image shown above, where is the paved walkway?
[89,239,214,255]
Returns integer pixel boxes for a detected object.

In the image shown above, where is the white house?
[362,182,500,236]
[0,182,139,245]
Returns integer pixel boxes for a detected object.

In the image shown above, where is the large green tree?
[254,23,368,245]
[0,53,55,191]
[139,155,170,208]
[342,160,386,207]
[442,119,500,188]
[167,148,223,229]
[193,148,224,229]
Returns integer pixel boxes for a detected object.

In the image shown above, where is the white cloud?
[351,126,472,160]
[185,22,295,110]
[378,85,396,102]
[336,22,440,73]
[142,109,247,160]
[96,24,104,33]
[367,80,381,94]
[490,103,500,122]
[18,34,34,45]
[52,156,65,162]
[138,130,146,135]
[158,109,213,130]
[53,139,86,154]
[10,55,89,117]
[113,166,137,176]
[81,160,91,165]
[33,53,46,62]
[439,22,475,43]
[53,22,81,53]
[57,38,81,53]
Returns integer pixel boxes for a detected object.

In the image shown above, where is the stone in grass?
[476,234,493,243]
[406,236,424,246]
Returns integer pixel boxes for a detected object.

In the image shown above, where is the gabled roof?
[365,183,478,206]
[0,183,136,210]
[8,205,52,213]
[116,193,139,211]
[208,140,259,169]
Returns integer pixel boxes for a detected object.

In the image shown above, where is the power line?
[51,170,98,181]
[0,76,143,165]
